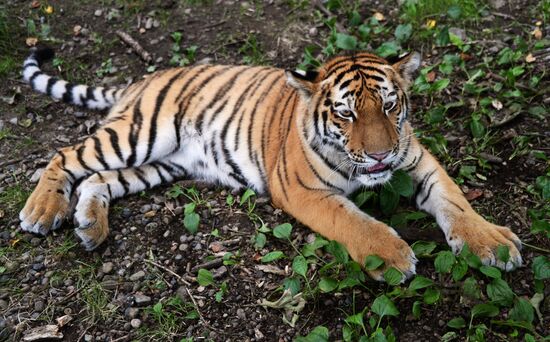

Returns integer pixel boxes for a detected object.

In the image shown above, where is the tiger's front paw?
[448,215,522,271]
[73,197,110,251]
[19,187,69,235]
[349,225,417,283]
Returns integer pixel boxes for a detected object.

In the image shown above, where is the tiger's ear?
[285,69,320,95]
[392,52,421,84]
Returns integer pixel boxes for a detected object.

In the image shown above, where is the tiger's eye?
[339,109,352,117]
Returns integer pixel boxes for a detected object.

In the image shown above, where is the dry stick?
[191,257,223,273]
[115,30,153,64]
[312,0,346,33]
[144,259,191,286]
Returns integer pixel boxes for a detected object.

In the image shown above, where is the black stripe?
[106,183,113,199]
[62,83,74,104]
[402,149,424,172]
[29,70,42,88]
[134,168,151,188]
[92,136,110,169]
[299,144,344,192]
[446,198,465,212]
[76,145,94,172]
[46,77,58,96]
[117,170,130,195]
[420,181,438,205]
[414,169,436,199]
[126,97,144,166]
[295,171,332,192]
[275,164,289,201]
[144,70,186,163]
[104,127,124,163]
[151,163,168,184]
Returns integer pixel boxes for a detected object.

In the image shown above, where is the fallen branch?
[191,257,223,273]
[312,0,346,33]
[115,30,153,64]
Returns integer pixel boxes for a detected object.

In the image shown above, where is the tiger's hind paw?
[73,198,110,251]
[19,188,69,236]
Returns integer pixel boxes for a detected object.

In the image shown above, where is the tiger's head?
[287,52,420,187]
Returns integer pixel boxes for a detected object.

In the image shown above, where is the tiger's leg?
[403,136,522,270]
[271,185,417,282]
[20,117,178,235]
[73,159,186,250]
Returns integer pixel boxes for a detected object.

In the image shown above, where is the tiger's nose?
[368,150,390,161]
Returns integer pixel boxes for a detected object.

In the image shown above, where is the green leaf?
[479,265,501,279]
[460,245,482,269]
[432,79,450,92]
[470,118,485,138]
[412,300,421,319]
[509,298,534,323]
[447,317,466,329]
[197,269,215,287]
[408,276,433,291]
[283,277,301,295]
[239,188,256,205]
[183,212,200,234]
[471,303,499,318]
[462,277,480,299]
[302,236,329,257]
[532,256,550,280]
[486,278,514,307]
[380,185,400,215]
[434,251,455,273]
[364,255,385,270]
[326,240,349,264]
[531,220,550,237]
[375,41,400,58]
[390,170,414,197]
[335,33,357,50]
[496,245,510,263]
[447,5,461,19]
[254,232,266,250]
[292,255,308,277]
[345,312,364,327]
[295,326,329,342]
[319,277,338,293]
[153,301,163,314]
[261,251,285,263]
[371,295,399,317]
[383,267,403,286]
[354,190,376,207]
[451,259,468,281]
[338,277,361,290]
[184,202,196,215]
[423,287,440,304]
[273,223,292,239]
[226,194,234,206]
[411,241,437,257]
[394,24,412,42]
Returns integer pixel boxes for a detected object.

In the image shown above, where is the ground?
[0,0,549,341]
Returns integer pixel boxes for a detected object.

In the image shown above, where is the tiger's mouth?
[366,162,391,174]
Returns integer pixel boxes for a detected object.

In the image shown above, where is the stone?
[129,270,145,281]
[101,262,114,274]
[130,318,142,329]
[134,294,151,305]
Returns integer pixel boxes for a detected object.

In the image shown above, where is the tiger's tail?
[22,46,126,110]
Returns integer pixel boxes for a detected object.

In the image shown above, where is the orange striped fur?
[20,48,522,281]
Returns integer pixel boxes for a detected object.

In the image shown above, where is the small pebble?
[134,294,151,305]
[130,318,142,329]
[101,262,114,274]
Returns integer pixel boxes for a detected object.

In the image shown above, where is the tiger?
[19,46,522,282]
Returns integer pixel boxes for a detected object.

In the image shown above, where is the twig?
[492,12,515,20]
[144,259,191,286]
[191,257,223,273]
[110,335,130,342]
[522,242,550,254]
[115,30,153,64]
[487,72,531,91]
[0,157,23,168]
[184,287,221,333]
[204,20,226,29]
[312,0,346,33]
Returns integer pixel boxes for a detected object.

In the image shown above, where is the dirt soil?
[0,0,549,341]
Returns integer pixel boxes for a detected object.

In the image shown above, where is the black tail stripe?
[117,170,130,195]
[76,145,94,172]
[134,168,151,188]
[46,77,58,96]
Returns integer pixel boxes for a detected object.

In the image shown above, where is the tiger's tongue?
[367,162,387,173]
